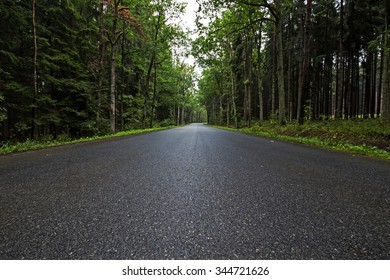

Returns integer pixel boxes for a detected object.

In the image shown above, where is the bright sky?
[179,0,201,76]
[183,1,198,36]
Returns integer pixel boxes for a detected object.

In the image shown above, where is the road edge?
[210,125,390,161]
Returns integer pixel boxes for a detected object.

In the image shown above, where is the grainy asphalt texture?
[0,124,389,260]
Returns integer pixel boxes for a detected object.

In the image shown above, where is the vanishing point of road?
[0,124,389,259]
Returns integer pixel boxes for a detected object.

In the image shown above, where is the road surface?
[0,124,389,259]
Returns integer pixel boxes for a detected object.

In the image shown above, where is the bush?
[159,119,176,127]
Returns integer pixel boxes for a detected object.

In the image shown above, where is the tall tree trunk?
[228,44,238,128]
[173,104,176,124]
[142,54,154,129]
[336,0,344,119]
[382,8,390,124]
[109,0,120,134]
[181,105,185,125]
[150,64,158,128]
[226,98,230,126]
[271,24,276,116]
[32,0,38,139]
[177,105,181,126]
[97,0,105,131]
[287,53,292,120]
[245,32,252,127]
[345,49,352,119]
[297,0,312,124]
[231,69,238,128]
[219,95,223,125]
[109,59,116,132]
[119,19,126,131]
[110,44,116,134]
[378,49,384,116]
[257,26,264,122]
[364,51,372,118]
[216,77,224,124]
[324,4,332,120]
[142,12,161,129]
[275,0,286,125]
[372,52,378,117]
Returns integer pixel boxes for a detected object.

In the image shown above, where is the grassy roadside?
[0,126,175,155]
[212,119,390,160]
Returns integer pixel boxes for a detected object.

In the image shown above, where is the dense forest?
[0,0,204,142]
[194,0,390,127]
[1,0,389,144]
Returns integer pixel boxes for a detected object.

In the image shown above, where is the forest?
[194,0,390,128]
[0,0,205,142]
[0,0,389,145]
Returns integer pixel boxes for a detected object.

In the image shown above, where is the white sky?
[168,1,204,79]
[182,1,198,35]
[180,0,201,76]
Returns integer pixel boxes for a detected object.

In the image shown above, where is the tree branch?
[210,16,273,39]
[232,0,278,19]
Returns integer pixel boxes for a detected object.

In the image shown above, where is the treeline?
[194,0,390,127]
[0,0,204,142]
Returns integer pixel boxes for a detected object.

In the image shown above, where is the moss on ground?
[213,119,390,159]
[0,126,175,155]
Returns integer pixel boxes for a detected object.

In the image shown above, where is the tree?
[195,0,288,125]
[105,0,144,134]
[2,0,390,144]
[140,0,186,128]
[297,0,312,124]
[32,0,38,139]
[382,1,390,123]
[274,0,286,125]
[0,0,34,140]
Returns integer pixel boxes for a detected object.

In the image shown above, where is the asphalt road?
[0,124,389,260]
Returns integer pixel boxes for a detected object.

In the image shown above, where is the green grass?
[213,119,390,160]
[0,126,175,155]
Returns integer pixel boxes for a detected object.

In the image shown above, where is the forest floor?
[0,126,175,155]
[214,119,390,160]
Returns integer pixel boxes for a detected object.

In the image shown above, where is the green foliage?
[215,119,390,159]
[0,94,6,123]
[197,0,389,129]
[3,0,387,148]
[0,0,202,143]
[0,126,175,155]
[158,119,177,127]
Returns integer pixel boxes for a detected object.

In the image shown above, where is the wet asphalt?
[0,124,389,260]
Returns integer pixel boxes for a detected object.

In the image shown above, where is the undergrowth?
[0,126,174,155]
[214,119,390,159]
